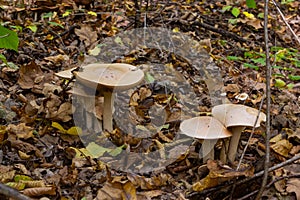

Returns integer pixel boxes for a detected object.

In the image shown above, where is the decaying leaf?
[75,24,98,49]
[271,139,293,157]
[192,160,254,192]
[7,123,34,140]
[18,61,43,89]
[127,173,171,190]
[286,178,300,199]
[22,186,56,197]
[96,179,137,200]
[0,170,15,183]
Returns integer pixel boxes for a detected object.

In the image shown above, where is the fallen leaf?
[271,139,293,157]
[75,24,97,49]
[286,178,300,199]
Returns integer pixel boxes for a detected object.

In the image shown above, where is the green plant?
[0,25,19,69]
[226,47,300,89]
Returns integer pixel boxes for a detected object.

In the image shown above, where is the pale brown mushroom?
[180,116,232,161]
[56,63,144,132]
[212,104,266,163]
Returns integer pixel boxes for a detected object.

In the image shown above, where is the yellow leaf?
[66,126,82,135]
[172,27,180,33]
[18,150,31,160]
[243,11,255,19]
[87,11,97,16]
[51,122,66,133]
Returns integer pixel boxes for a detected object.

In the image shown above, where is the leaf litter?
[0,0,299,199]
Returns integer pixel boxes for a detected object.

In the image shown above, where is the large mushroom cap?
[180,116,232,139]
[212,104,266,128]
[74,63,144,90]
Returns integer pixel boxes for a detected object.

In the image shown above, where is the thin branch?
[187,153,300,199]
[0,183,31,200]
[255,0,272,198]
[271,0,300,46]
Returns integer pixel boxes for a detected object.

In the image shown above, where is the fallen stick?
[0,183,31,200]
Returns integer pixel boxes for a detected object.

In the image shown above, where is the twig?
[271,0,300,46]
[0,183,31,200]
[191,16,247,43]
[255,0,272,199]
[237,95,265,170]
[238,174,300,200]
[187,154,300,198]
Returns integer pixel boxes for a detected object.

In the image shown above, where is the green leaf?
[228,18,238,24]
[85,142,110,158]
[258,12,264,19]
[231,7,240,18]
[246,0,257,8]
[227,56,244,61]
[26,24,37,33]
[243,63,259,70]
[109,145,124,156]
[14,175,32,182]
[48,21,64,29]
[0,54,7,64]
[0,25,19,52]
[274,79,286,88]
[62,10,72,17]
[288,75,300,81]
[145,72,155,83]
[6,62,19,70]
[251,57,266,65]
[287,83,294,89]
[222,5,232,12]
[42,12,53,19]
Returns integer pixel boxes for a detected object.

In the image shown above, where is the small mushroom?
[73,63,144,132]
[180,116,232,161]
[212,104,266,163]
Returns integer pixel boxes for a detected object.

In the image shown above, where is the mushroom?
[180,116,232,161]
[74,63,144,132]
[57,63,144,132]
[212,104,266,163]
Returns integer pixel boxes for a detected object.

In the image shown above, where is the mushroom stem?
[103,91,114,132]
[201,139,218,161]
[220,138,230,163]
[227,126,245,163]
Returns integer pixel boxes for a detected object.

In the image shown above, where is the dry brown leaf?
[22,186,56,197]
[18,61,43,89]
[95,180,137,200]
[44,54,69,63]
[224,84,240,93]
[7,123,34,140]
[286,178,300,199]
[127,173,171,190]
[193,160,254,192]
[0,170,15,183]
[75,24,97,49]
[271,139,293,158]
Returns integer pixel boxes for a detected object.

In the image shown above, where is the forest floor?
[0,0,300,199]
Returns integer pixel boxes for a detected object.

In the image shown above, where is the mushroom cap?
[55,67,78,79]
[74,63,144,90]
[212,104,266,128]
[180,116,232,139]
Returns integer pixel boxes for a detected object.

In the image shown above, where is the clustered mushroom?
[212,104,266,163]
[180,104,266,163]
[180,116,232,161]
[56,63,144,132]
